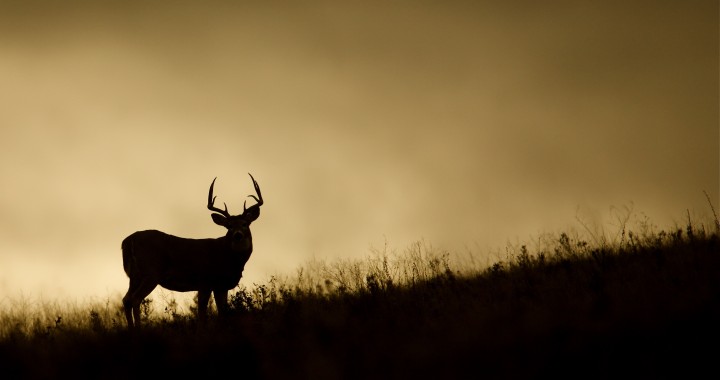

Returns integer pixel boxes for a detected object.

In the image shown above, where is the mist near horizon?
[0,1,717,304]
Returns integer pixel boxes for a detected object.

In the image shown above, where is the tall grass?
[1,205,718,379]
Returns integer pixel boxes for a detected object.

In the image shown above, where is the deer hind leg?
[122,277,140,327]
[123,277,157,328]
[197,290,211,323]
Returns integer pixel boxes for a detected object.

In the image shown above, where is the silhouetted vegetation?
[1,209,719,379]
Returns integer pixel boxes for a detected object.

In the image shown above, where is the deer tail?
[121,236,135,277]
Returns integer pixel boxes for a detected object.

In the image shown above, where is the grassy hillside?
[1,213,719,379]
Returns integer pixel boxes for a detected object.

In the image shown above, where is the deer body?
[122,231,250,292]
[121,174,263,328]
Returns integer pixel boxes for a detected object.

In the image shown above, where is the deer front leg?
[214,289,230,316]
[197,290,211,322]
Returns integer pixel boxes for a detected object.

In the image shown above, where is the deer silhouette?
[121,173,263,327]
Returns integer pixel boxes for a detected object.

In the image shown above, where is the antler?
[243,173,264,213]
[207,177,231,217]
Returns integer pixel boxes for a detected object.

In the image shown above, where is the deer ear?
[243,207,260,223]
[211,213,229,227]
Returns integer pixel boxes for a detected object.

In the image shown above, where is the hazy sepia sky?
[1,1,717,303]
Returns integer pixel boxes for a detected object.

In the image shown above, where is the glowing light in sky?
[0,1,717,303]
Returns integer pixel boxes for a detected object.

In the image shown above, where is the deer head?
[207,173,264,252]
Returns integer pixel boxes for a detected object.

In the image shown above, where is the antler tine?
[207,177,231,217]
[247,173,264,206]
